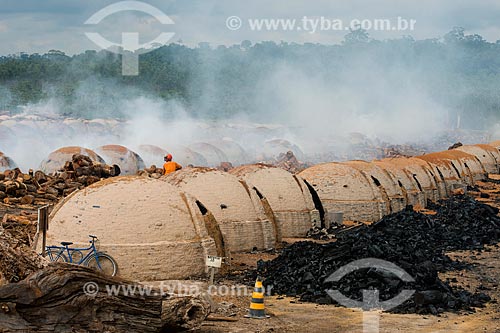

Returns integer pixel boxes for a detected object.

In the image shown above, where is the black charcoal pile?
[256,195,500,314]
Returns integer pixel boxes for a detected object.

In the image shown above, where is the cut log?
[3,198,20,205]
[19,211,37,219]
[65,181,81,188]
[58,171,70,180]
[0,264,210,332]
[63,161,73,171]
[45,187,59,196]
[63,187,77,196]
[34,171,47,184]
[110,164,121,177]
[25,184,37,193]
[54,182,66,191]
[73,154,93,167]
[43,194,58,201]
[75,167,93,177]
[3,170,14,180]
[14,189,26,197]
[20,195,34,205]
[2,214,32,225]
[145,165,158,174]
[91,165,104,177]
[77,175,100,186]
[5,185,16,196]
[34,199,52,205]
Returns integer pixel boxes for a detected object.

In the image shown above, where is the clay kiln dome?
[136,145,168,168]
[372,159,426,208]
[298,162,388,222]
[96,145,145,175]
[168,146,208,167]
[39,146,105,174]
[0,152,17,171]
[0,125,14,141]
[188,143,228,166]
[209,139,249,165]
[47,177,222,281]
[375,157,441,202]
[342,160,406,214]
[416,150,484,195]
[443,150,487,183]
[163,168,278,252]
[230,164,322,237]
[455,144,499,174]
[489,140,500,149]
[260,139,305,161]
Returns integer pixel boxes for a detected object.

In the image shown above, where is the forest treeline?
[0,27,498,129]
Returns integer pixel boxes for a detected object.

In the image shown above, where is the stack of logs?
[1,211,38,247]
[137,165,163,178]
[274,151,310,174]
[0,154,120,206]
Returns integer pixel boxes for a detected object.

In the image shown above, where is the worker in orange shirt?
[163,154,182,175]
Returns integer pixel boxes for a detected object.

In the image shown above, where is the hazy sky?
[1,0,500,55]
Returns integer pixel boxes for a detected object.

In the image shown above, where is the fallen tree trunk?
[0,264,210,332]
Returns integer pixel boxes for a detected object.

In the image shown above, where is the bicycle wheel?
[85,252,117,276]
[45,248,68,263]
[68,249,84,264]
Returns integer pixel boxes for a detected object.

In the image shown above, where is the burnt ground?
[196,180,500,333]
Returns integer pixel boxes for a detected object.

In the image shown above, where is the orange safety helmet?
[165,154,173,161]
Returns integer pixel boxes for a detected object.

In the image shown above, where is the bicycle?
[45,235,118,276]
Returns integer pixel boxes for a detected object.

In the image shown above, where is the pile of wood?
[216,162,233,172]
[1,212,38,247]
[377,144,427,159]
[274,151,310,174]
[379,147,411,158]
[137,165,164,178]
[0,225,46,286]
[0,154,121,206]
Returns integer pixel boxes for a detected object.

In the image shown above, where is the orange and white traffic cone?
[244,277,270,319]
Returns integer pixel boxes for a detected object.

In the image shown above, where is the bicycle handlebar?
[89,235,97,239]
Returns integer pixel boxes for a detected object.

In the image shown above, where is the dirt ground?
[196,245,499,333]
[195,180,500,333]
[1,179,499,332]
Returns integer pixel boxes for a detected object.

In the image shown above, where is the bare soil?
[196,181,500,333]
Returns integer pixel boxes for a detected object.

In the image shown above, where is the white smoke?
[0,45,495,170]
